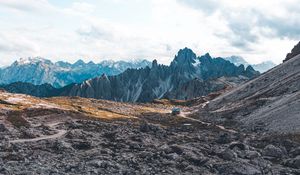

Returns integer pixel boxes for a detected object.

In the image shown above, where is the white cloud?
[63,2,95,15]
[0,0,55,13]
[0,0,298,66]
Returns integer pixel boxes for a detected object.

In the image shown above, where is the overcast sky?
[0,0,299,66]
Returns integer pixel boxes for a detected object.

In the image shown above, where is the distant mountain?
[224,56,249,66]
[225,56,276,73]
[0,58,151,88]
[252,61,277,73]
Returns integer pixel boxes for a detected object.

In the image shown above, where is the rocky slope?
[0,58,151,88]
[62,48,259,102]
[225,56,276,73]
[199,45,300,134]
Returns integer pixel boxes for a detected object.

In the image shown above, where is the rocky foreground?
[0,90,300,175]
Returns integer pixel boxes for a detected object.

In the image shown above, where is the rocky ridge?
[62,48,259,102]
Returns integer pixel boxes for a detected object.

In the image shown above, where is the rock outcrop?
[284,41,300,62]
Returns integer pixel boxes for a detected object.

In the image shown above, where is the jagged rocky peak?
[100,73,109,80]
[73,59,86,66]
[199,53,213,61]
[284,41,300,62]
[152,59,158,68]
[172,47,197,65]
[87,61,95,65]
[245,65,254,71]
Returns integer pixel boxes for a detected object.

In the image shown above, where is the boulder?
[183,152,209,166]
[219,149,238,161]
[139,122,160,133]
[0,124,7,132]
[229,142,248,151]
[71,140,92,150]
[290,147,300,157]
[215,162,261,175]
[216,133,232,144]
[245,150,261,159]
[262,144,284,159]
[285,155,300,169]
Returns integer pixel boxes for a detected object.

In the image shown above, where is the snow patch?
[192,59,201,67]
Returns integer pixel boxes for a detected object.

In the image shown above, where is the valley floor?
[0,92,300,174]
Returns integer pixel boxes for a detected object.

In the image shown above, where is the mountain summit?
[171,47,197,65]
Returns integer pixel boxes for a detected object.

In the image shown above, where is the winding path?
[9,122,67,143]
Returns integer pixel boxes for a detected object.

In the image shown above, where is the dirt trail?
[179,111,237,133]
[9,122,66,143]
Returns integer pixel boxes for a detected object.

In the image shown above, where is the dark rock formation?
[284,41,300,62]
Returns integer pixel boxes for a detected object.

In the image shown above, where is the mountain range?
[0,58,151,88]
[0,53,273,89]
[1,48,260,102]
[224,56,276,73]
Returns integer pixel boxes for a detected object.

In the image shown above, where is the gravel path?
[9,122,66,143]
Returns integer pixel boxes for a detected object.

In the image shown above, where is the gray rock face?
[0,57,151,88]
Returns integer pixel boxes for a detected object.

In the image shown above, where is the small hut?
[171,107,181,115]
